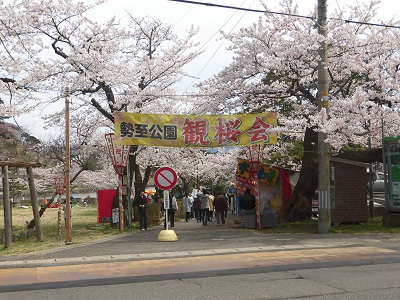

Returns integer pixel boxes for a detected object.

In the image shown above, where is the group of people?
[133,187,256,231]
[184,189,230,226]
[135,189,233,231]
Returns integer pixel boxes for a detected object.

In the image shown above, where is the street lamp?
[105,133,130,230]
[54,177,66,236]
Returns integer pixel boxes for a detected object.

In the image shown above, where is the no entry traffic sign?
[154,166,177,190]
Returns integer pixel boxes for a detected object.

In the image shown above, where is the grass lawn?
[263,216,400,234]
[0,205,138,256]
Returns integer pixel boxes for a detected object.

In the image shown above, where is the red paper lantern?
[105,133,130,175]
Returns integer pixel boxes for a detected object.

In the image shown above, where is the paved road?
[1,215,400,299]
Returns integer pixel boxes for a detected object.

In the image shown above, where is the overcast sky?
[13,0,400,138]
[104,0,400,94]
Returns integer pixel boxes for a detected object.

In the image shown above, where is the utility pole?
[317,0,331,233]
[65,86,72,243]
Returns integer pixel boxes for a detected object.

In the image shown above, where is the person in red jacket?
[213,192,228,226]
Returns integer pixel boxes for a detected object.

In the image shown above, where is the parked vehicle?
[372,172,385,192]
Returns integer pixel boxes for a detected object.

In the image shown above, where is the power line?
[181,0,255,94]
[172,2,196,27]
[167,0,314,21]
[167,0,400,29]
[344,19,400,29]
[17,85,284,98]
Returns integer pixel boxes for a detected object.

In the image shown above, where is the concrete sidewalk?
[2,213,400,269]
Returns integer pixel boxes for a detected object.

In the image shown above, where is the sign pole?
[163,190,170,231]
[156,167,178,242]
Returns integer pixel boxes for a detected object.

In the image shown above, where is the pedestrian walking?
[213,192,227,225]
[208,193,214,222]
[183,192,194,222]
[230,195,236,216]
[200,189,210,226]
[164,193,178,229]
[134,191,148,231]
[193,192,202,222]
[190,193,195,219]
[224,193,229,218]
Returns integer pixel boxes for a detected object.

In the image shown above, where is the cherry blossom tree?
[7,0,400,223]
[196,0,400,220]
[0,0,44,121]
[0,0,204,203]
[26,123,113,228]
[137,146,239,193]
[2,0,239,220]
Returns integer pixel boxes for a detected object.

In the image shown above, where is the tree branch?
[90,98,114,122]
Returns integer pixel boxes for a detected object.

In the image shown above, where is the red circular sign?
[154,166,178,190]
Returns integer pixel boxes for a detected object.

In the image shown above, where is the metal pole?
[165,208,169,230]
[254,180,261,229]
[2,165,12,248]
[317,0,331,233]
[127,157,132,228]
[164,190,169,230]
[65,86,72,243]
[381,110,388,212]
[368,135,374,217]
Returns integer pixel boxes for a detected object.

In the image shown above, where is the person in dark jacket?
[200,189,210,226]
[164,193,178,229]
[240,188,256,210]
[193,193,202,222]
[213,192,227,225]
[134,191,148,230]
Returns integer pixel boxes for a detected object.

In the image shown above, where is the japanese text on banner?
[114,112,277,147]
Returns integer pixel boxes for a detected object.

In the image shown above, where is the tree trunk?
[180,176,189,194]
[26,191,58,229]
[284,127,318,221]
[128,146,152,199]
[26,166,87,229]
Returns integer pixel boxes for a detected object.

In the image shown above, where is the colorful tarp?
[114,112,277,147]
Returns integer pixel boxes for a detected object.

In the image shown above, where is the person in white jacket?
[183,192,194,222]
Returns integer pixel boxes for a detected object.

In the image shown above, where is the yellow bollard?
[157,229,178,242]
